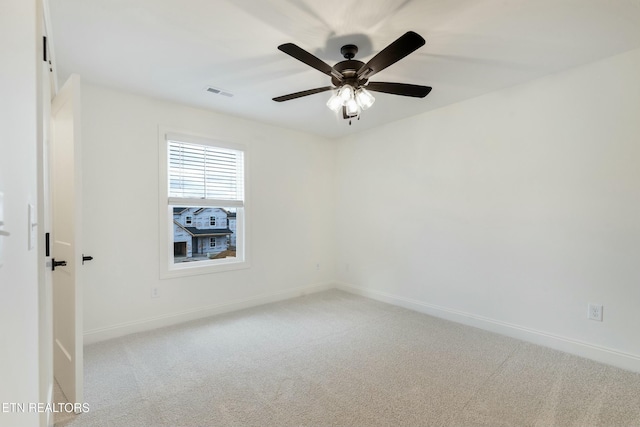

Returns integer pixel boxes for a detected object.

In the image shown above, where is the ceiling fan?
[273,31,432,124]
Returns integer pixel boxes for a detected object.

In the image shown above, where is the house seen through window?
[173,207,236,261]
[164,134,245,270]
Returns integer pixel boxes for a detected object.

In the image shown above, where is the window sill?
[160,259,250,279]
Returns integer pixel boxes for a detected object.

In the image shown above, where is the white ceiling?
[48,0,640,139]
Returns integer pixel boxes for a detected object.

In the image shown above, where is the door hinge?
[43,36,47,62]
[45,232,50,257]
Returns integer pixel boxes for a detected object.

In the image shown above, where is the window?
[159,130,248,277]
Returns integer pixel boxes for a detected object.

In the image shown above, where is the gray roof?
[184,227,233,236]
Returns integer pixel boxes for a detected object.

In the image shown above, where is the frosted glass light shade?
[355,88,375,110]
[338,85,354,102]
[326,94,342,112]
[345,98,359,116]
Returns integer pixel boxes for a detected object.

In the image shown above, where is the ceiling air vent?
[206,86,234,97]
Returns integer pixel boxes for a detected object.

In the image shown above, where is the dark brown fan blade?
[365,82,432,98]
[357,31,425,80]
[272,86,333,102]
[278,43,343,81]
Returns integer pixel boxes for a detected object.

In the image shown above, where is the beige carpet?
[55,289,640,427]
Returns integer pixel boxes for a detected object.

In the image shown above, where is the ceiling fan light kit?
[273,31,432,124]
[326,84,374,117]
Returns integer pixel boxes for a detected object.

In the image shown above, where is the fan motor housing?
[332,60,366,87]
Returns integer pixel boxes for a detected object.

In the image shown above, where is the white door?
[51,74,83,405]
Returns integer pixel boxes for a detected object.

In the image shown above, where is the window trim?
[158,127,250,279]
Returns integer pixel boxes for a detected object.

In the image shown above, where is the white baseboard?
[336,282,640,374]
[84,282,334,345]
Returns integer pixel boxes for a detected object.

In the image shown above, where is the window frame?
[159,127,250,278]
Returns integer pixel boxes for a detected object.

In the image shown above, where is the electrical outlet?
[588,303,603,321]
[151,287,159,298]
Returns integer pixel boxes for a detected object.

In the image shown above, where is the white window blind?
[168,139,244,206]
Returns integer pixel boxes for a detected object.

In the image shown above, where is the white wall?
[335,47,640,371]
[0,0,42,426]
[78,43,640,373]
[81,84,336,342]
